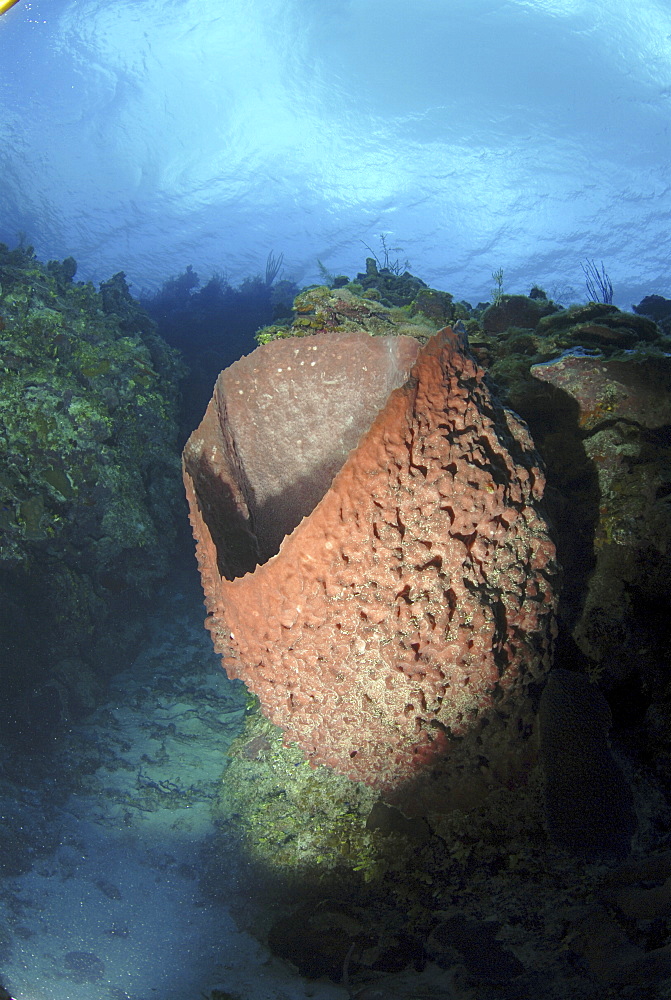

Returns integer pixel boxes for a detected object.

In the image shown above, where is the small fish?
[0,0,21,14]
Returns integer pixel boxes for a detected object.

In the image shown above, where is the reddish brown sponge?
[183,327,558,789]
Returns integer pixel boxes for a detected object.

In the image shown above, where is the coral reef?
[219,712,382,879]
[634,292,671,334]
[481,292,557,333]
[530,351,671,431]
[0,247,183,579]
[212,691,671,997]
[0,244,184,727]
[529,350,671,741]
[184,325,557,789]
[254,261,472,347]
[255,283,438,345]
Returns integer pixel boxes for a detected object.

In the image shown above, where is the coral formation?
[255,283,439,345]
[0,244,184,723]
[254,261,472,347]
[634,292,671,334]
[481,292,556,333]
[530,350,671,705]
[0,247,183,579]
[530,350,671,431]
[2,244,670,996]
[220,712,382,878]
[184,325,558,789]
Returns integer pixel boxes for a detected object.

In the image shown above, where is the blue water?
[1,0,670,305]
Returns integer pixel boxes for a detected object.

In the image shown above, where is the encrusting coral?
[0,247,183,581]
[0,244,184,721]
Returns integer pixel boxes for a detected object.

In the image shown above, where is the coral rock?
[482,293,556,333]
[530,350,671,431]
[183,327,558,789]
[531,351,671,685]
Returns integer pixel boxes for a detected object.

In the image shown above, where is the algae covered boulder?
[254,263,470,347]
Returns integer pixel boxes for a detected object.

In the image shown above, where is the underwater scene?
[1,1,671,999]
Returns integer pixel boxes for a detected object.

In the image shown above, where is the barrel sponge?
[184,327,558,790]
[539,669,636,858]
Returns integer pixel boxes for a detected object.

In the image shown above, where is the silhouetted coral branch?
[582,259,613,304]
[265,250,284,286]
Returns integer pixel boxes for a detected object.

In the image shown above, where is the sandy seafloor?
[0,570,348,1000]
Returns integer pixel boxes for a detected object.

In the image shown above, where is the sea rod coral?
[183,326,558,790]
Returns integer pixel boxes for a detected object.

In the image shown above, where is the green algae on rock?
[0,243,185,720]
[0,245,183,579]
[255,279,454,346]
[217,712,385,882]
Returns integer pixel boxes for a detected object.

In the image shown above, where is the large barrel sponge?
[184,326,558,790]
[539,669,637,858]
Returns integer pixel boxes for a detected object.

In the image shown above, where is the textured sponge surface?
[184,327,558,788]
